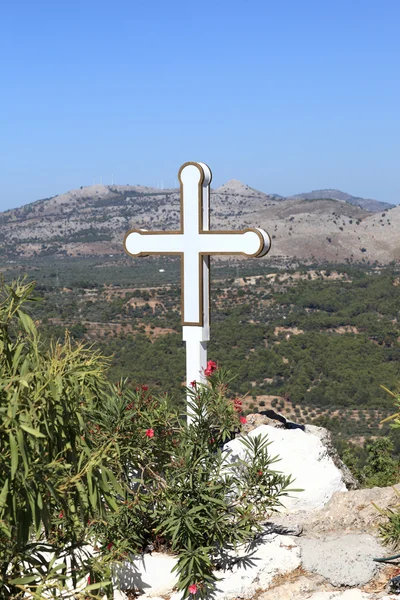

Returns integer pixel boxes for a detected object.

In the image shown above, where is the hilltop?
[0,181,398,264]
[287,189,395,212]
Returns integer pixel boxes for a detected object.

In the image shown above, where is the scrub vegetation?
[0,280,292,598]
[1,256,399,465]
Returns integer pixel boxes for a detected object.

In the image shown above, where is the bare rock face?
[257,574,360,600]
[225,423,348,513]
[244,415,359,491]
[241,412,286,431]
[260,591,394,600]
[305,424,359,491]
[295,486,400,537]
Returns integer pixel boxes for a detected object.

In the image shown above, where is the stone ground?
[112,486,400,600]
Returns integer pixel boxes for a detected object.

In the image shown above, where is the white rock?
[212,535,301,599]
[114,553,178,597]
[224,425,347,512]
[141,535,300,600]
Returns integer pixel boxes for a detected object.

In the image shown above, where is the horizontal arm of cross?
[124,230,185,256]
[124,228,270,258]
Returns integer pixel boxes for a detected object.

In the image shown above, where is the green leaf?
[9,431,18,480]
[86,581,112,591]
[20,424,45,438]
[200,494,226,507]
[16,309,36,336]
[11,342,25,375]
[9,574,38,585]
[17,427,29,476]
[0,479,9,511]
[36,491,43,510]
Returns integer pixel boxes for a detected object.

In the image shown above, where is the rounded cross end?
[178,162,211,187]
[123,230,146,257]
[242,228,271,257]
[254,228,272,257]
[197,162,212,186]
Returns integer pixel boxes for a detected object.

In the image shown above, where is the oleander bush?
[89,370,295,598]
[0,280,294,599]
[0,279,120,598]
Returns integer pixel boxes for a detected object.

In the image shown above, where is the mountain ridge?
[286,188,395,212]
[0,180,398,264]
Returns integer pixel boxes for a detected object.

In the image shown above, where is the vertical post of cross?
[181,162,211,420]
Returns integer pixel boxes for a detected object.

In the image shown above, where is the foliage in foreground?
[369,386,400,551]
[0,280,121,598]
[88,371,295,597]
[0,280,295,598]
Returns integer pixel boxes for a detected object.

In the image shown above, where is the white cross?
[124,162,271,408]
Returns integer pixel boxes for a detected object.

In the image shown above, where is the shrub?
[89,369,295,598]
[0,282,295,599]
[0,280,120,598]
[360,437,399,488]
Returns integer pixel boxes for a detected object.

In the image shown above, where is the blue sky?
[1,0,399,211]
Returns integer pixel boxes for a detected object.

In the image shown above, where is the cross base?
[182,326,209,422]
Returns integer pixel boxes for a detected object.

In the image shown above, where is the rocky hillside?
[0,181,398,264]
[287,189,395,212]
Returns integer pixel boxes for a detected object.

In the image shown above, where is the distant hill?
[0,180,398,264]
[287,189,395,212]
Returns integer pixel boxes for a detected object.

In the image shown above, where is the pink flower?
[233,399,242,412]
[188,584,198,595]
[240,416,247,424]
[58,511,64,518]
[257,470,263,476]
[141,385,149,391]
[145,428,155,438]
[190,380,197,388]
[204,360,218,377]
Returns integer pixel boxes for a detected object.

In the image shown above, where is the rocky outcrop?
[224,424,348,512]
[273,485,400,537]
[305,424,359,490]
[244,415,359,491]
[110,425,400,599]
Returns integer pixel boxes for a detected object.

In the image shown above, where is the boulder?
[305,424,359,490]
[114,534,301,600]
[168,534,301,600]
[224,424,348,512]
[113,553,178,597]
